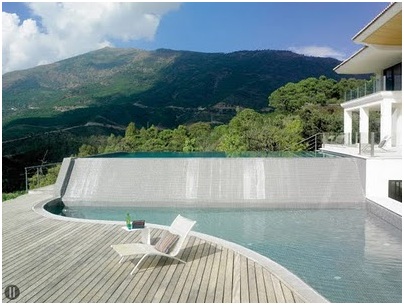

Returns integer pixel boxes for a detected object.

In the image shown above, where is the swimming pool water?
[50,204,401,303]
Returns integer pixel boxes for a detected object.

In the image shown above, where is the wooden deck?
[2,192,314,303]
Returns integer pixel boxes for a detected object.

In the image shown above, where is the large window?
[384,62,402,91]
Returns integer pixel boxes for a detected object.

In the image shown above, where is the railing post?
[315,134,317,152]
[36,168,40,188]
[370,132,375,157]
[25,168,29,192]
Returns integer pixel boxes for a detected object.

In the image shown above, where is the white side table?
[122,226,150,245]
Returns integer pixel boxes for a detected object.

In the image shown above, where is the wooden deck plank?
[223,247,234,303]
[27,227,117,302]
[204,243,223,303]
[255,266,268,303]
[63,232,137,302]
[240,256,250,303]
[35,226,122,302]
[292,292,306,303]
[136,257,169,303]
[271,274,286,303]
[281,282,296,303]
[49,236,127,302]
[158,236,198,303]
[232,252,241,303]
[195,242,215,302]
[150,256,181,303]
[106,229,163,303]
[213,245,226,303]
[110,255,156,302]
[177,241,208,303]
[97,230,165,303]
[10,224,106,302]
[59,229,137,302]
[126,256,162,302]
[247,260,259,303]
[166,237,204,303]
[262,268,277,303]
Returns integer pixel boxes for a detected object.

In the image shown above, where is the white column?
[380,99,393,148]
[344,110,352,145]
[359,107,369,144]
[394,104,402,148]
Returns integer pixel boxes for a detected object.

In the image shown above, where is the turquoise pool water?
[47,203,401,303]
[91,151,336,158]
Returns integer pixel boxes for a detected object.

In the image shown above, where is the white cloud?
[2,2,181,73]
[288,46,346,61]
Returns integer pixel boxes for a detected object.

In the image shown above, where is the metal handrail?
[24,162,61,191]
[293,133,323,151]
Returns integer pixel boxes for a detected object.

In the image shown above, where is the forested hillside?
[76,76,368,157]
[3,47,345,141]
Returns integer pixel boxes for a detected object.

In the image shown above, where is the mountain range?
[3,47,346,141]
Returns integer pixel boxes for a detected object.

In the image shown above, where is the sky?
[2,1,389,74]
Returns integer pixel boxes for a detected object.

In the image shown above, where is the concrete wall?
[61,157,365,207]
[53,157,75,198]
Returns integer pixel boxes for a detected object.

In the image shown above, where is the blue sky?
[2,2,389,73]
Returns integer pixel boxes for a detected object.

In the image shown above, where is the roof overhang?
[334,45,402,74]
[353,2,402,46]
[335,2,402,75]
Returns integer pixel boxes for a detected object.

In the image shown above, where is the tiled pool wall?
[56,157,366,207]
[55,157,400,228]
[366,199,402,230]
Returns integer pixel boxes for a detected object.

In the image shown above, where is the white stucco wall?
[366,158,402,198]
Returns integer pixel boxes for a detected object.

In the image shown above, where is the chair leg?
[130,254,149,275]
[119,256,126,264]
[171,256,186,264]
[129,254,186,275]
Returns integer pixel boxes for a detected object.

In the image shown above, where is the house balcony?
[344,75,402,102]
[321,132,402,159]
[340,86,402,154]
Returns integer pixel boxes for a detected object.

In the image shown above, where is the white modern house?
[335,2,402,149]
[323,2,402,213]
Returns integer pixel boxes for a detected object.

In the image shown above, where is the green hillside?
[3,47,344,141]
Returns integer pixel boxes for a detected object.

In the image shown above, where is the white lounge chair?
[111,214,196,275]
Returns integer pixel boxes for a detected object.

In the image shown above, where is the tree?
[125,122,137,138]
[298,104,343,138]
[268,76,340,113]
[168,125,188,151]
[78,144,98,157]
[187,122,212,151]
[28,164,61,190]
[217,109,262,152]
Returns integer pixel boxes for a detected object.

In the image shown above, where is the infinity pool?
[47,203,402,303]
[91,151,337,158]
